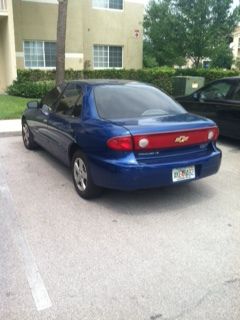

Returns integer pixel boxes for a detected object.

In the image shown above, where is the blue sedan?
[22,80,222,199]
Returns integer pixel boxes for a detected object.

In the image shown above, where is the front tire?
[22,121,38,150]
[72,150,102,199]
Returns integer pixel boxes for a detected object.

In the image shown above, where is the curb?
[0,119,22,138]
[0,131,21,138]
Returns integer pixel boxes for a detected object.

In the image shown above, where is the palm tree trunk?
[56,0,68,86]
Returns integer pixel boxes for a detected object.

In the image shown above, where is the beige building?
[0,0,144,92]
[232,26,240,62]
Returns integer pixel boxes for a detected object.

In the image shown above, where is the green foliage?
[17,69,56,82]
[6,68,240,99]
[143,40,159,68]
[8,68,175,97]
[7,80,55,99]
[210,44,233,69]
[0,95,30,120]
[234,57,240,70]
[143,54,159,68]
[144,0,186,66]
[175,68,239,83]
[17,69,84,82]
[144,0,240,68]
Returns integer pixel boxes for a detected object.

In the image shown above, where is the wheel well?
[68,143,80,163]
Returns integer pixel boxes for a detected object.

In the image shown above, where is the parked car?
[176,77,240,140]
[22,80,222,199]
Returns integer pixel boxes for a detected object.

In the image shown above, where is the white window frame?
[92,0,124,12]
[93,45,123,70]
[23,40,56,70]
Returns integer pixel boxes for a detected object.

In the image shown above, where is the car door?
[182,80,234,126]
[29,86,63,148]
[215,82,240,139]
[46,82,84,164]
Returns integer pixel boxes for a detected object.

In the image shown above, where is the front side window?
[41,87,62,111]
[200,81,232,100]
[24,41,56,68]
[92,0,123,9]
[93,45,122,69]
[55,83,83,117]
[94,85,186,119]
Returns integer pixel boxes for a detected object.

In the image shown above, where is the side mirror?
[41,104,52,116]
[193,92,199,101]
[27,101,39,109]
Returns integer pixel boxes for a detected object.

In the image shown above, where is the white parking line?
[0,166,52,312]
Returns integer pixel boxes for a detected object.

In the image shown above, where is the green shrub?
[175,68,239,83]
[12,68,174,97]
[7,81,55,99]
[7,67,240,99]
[17,69,56,82]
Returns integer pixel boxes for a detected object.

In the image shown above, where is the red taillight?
[107,136,133,151]
[133,127,219,151]
[107,127,219,152]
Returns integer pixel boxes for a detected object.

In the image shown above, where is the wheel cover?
[22,124,30,146]
[73,158,88,192]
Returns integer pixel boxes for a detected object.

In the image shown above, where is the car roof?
[66,79,144,87]
[221,76,240,81]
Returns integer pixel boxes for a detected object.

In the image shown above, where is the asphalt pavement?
[0,136,240,320]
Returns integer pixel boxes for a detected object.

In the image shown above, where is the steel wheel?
[73,158,88,191]
[22,123,30,147]
[22,121,38,150]
[72,150,102,199]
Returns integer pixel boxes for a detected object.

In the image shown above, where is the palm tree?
[56,0,68,86]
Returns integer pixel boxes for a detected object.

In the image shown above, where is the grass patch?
[0,95,31,120]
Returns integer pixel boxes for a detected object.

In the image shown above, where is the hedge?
[175,68,240,83]
[7,81,55,99]
[7,67,240,99]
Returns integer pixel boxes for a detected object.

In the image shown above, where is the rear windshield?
[94,85,186,119]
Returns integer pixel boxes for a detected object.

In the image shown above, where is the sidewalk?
[0,119,21,137]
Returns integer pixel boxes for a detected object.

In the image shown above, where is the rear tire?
[72,150,102,199]
[22,121,38,150]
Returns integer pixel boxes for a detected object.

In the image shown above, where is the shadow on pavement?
[218,136,240,150]
[29,142,218,216]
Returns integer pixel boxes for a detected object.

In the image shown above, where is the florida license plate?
[172,166,196,182]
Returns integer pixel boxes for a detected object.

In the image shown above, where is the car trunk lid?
[109,113,218,161]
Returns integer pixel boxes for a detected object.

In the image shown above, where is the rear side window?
[231,86,240,101]
[94,85,185,119]
[200,81,232,100]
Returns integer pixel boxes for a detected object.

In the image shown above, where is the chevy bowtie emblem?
[175,136,189,143]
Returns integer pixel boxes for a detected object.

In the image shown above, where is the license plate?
[172,166,195,182]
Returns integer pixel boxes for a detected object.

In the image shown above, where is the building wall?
[82,0,143,69]
[13,0,143,71]
[232,26,240,62]
[0,19,6,91]
[0,0,17,92]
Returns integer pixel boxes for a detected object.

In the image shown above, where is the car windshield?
[94,84,186,120]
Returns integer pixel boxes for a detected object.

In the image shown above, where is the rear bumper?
[88,148,222,191]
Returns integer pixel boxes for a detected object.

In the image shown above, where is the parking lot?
[1,135,240,320]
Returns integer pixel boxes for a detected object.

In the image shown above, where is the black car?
[176,77,240,140]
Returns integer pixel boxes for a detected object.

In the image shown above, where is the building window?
[93,45,123,69]
[24,41,56,68]
[92,0,123,10]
